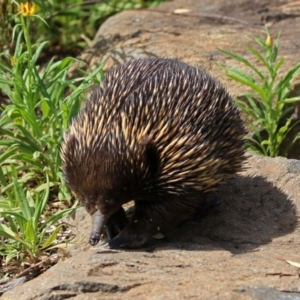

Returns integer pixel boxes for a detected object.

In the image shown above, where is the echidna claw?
[108,234,148,249]
[89,235,100,246]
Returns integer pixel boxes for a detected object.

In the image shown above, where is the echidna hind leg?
[191,195,221,223]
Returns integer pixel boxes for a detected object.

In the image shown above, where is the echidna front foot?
[104,207,128,240]
[108,224,151,249]
[89,207,128,246]
[108,234,149,249]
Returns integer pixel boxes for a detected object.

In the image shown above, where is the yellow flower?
[18,2,37,17]
[266,35,273,47]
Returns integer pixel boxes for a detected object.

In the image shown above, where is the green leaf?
[43,205,77,230]
[25,219,36,245]
[224,68,267,100]
[0,145,19,164]
[275,57,284,73]
[33,177,50,229]
[270,34,281,64]
[6,214,21,234]
[293,132,300,144]
[0,166,9,189]
[275,62,300,94]
[40,98,51,118]
[42,225,63,249]
[219,48,265,80]
[32,41,48,64]
[4,249,18,265]
[0,211,27,222]
[278,97,300,104]
[245,136,268,156]
[0,223,20,240]
[153,232,165,239]
[18,109,42,137]
[280,106,295,120]
[0,222,31,248]
[244,95,264,119]
[276,118,291,145]
[248,47,268,69]
[12,177,33,220]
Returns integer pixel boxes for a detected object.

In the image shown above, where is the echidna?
[61,57,245,249]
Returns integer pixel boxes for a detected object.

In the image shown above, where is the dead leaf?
[286,260,300,268]
[173,9,190,14]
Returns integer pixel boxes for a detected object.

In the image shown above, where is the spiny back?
[61,57,245,200]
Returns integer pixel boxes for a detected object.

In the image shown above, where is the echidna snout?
[61,57,246,248]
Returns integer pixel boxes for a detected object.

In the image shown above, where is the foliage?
[219,27,300,157]
[0,0,15,58]
[0,167,76,264]
[0,2,103,267]
[0,0,164,58]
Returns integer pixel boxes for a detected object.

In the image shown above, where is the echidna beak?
[89,208,107,246]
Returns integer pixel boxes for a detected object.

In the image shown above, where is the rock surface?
[3,0,300,299]
[79,0,300,98]
[73,0,300,159]
[3,154,300,299]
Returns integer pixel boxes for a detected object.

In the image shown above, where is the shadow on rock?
[161,175,297,254]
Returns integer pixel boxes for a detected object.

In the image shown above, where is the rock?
[3,154,300,299]
[73,0,300,159]
[3,0,300,299]
[78,0,300,99]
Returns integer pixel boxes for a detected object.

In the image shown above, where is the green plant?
[0,1,103,268]
[219,27,300,157]
[0,1,103,194]
[0,166,76,264]
[0,0,15,57]
[0,1,164,64]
